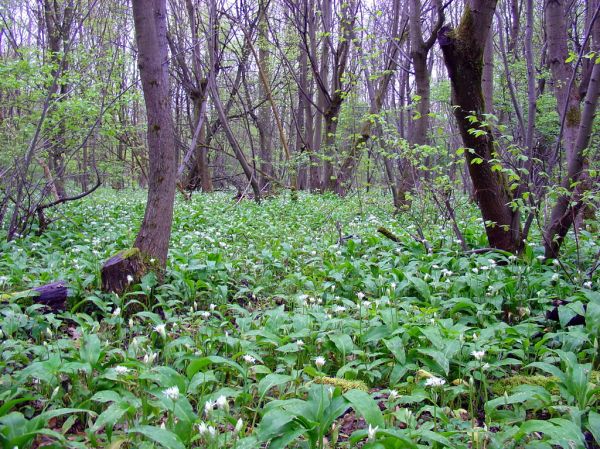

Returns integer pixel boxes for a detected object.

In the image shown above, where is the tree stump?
[101,248,145,294]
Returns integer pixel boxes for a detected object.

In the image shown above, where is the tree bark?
[438,0,522,253]
[545,0,580,161]
[257,0,273,190]
[43,0,75,199]
[130,0,177,269]
[544,15,600,257]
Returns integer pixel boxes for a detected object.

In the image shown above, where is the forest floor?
[0,190,599,449]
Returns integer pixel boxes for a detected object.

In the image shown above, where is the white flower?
[390,282,397,289]
[296,339,305,347]
[198,422,208,435]
[112,307,121,317]
[552,273,560,282]
[128,318,134,328]
[143,351,157,364]
[368,424,379,441]
[201,311,211,318]
[441,269,453,277]
[388,389,399,401]
[46,328,53,339]
[209,303,216,311]
[208,425,217,437]
[583,281,592,289]
[424,376,446,387]
[243,354,255,364]
[204,399,216,415]
[315,356,326,368]
[537,255,545,261]
[363,300,371,308]
[126,274,134,284]
[234,417,244,433]
[357,292,365,300]
[332,305,346,313]
[472,268,479,274]
[154,323,166,338]
[163,386,180,400]
[471,350,486,360]
[509,255,517,261]
[216,395,228,409]
[114,365,130,375]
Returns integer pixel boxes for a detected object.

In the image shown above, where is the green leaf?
[258,373,293,398]
[344,389,384,428]
[80,334,102,367]
[257,409,295,440]
[128,425,185,449]
[91,402,129,432]
[587,411,600,445]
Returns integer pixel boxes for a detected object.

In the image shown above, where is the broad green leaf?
[344,389,384,428]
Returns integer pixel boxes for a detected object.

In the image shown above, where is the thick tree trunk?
[438,0,522,253]
[128,0,177,272]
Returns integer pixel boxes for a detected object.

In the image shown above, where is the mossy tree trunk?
[438,0,522,254]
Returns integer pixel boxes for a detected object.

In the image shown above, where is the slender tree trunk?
[545,0,580,161]
[544,5,600,257]
[333,0,403,196]
[43,0,74,199]
[296,45,308,190]
[482,32,494,114]
[257,0,273,189]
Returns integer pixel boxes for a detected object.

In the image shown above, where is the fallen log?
[0,281,70,311]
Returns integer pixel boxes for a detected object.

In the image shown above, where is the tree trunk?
[544,30,600,257]
[482,32,494,114]
[438,0,522,253]
[43,0,74,199]
[257,0,273,190]
[545,0,580,161]
[122,0,177,276]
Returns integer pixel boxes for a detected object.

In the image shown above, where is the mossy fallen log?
[314,376,369,392]
[377,227,401,243]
